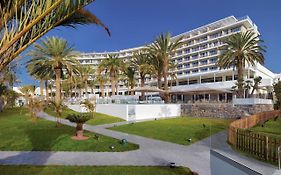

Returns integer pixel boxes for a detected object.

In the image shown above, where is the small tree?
[81,99,96,118]
[273,81,281,110]
[48,100,63,127]
[66,113,91,139]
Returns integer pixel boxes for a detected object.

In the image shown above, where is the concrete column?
[199,76,202,84]
[214,73,216,82]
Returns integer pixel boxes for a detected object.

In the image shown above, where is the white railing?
[233,98,273,105]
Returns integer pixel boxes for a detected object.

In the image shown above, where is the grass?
[0,108,138,152]
[44,106,124,125]
[110,117,232,145]
[0,165,193,175]
[250,116,281,138]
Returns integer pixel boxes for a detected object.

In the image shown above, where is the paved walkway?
[0,112,278,175]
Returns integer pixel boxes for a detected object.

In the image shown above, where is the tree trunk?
[39,79,43,97]
[55,68,62,105]
[111,76,116,96]
[76,123,83,137]
[163,57,170,103]
[237,60,244,98]
[101,82,105,98]
[45,80,49,100]
[140,75,145,101]
[85,81,89,99]
[157,74,162,89]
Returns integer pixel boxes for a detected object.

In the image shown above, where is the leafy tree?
[81,99,95,118]
[148,33,184,103]
[217,31,265,98]
[27,37,80,105]
[0,0,110,70]
[66,113,91,138]
[273,81,281,109]
[98,55,124,96]
[250,76,262,96]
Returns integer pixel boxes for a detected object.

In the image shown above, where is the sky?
[18,0,281,86]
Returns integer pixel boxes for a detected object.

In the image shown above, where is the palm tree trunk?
[55,68,62,105]
[101,82,105,98]
[111,76,116,96]
[45,80,49,100]
[140,75,145,101]
[237,60,244,98]
[39,79,43,97]
[157,74,162,89]
[85,81,89,99]
[163,57,170,103]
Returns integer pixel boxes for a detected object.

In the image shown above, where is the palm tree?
[148,33,184,103]
[0,0,110,70]
[66,113,91,139]
[26,62,54,99]
[81,99,96,118]
[217,31,265,98]
[19,85,35,105]
[251,76,262,96]
[131,52,154,99]
[27,37,80,105]
[98,55,124,96]
[122,66,136,95]
[95,73,108,98]
[78,65,95,99]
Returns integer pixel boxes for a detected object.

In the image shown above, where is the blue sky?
[18,0,281,86]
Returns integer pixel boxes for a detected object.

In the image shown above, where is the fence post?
[265,136,269,161]
[278,146,281,170]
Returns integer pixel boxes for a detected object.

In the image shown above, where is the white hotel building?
[76,16,279,103]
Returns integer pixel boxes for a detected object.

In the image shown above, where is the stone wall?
[181,103,274,118]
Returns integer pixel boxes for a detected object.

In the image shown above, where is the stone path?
[0,112,278,175]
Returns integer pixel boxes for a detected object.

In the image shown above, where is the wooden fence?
[228,110,281,164]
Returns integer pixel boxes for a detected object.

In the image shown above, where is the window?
[177,58,182,62]
[177,72,183,76]
[200,44,208,50]
[209,50,217,55]
[200,68,208,72]
[192,69,198,73]
[231,27,240,33]
[185,49,190,53]
[210,57,217,63]
[200,60,208,65]
[185,71,190,74]
[192,54,198,59]
[200,52,207,58]
[184,63,190,68]
[189,80,198,84]
[201,78,214,83]
[179,81,188,85]
[192,62,198,67]
[192,47,199,52]
[200,36,208,42]
[210,66,218,71]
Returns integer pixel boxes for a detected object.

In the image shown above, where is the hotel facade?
[76,16,279,103]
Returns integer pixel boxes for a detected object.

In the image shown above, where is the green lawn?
[44,106,124,125]
[110,117,232,145]
[250,116,281,138]
[0,165,192,175]
[0,108,138,152]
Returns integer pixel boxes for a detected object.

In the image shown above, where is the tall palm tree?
[95,73,108,98]
[122,66,136,95]
[78,65,95,98]
[148,33,184,103]
[98,55,124,96]
[131,52,154,99]
[217,31,265,98]
[27,37,80,105]
[26,62,53,99]
[0,0,110,70]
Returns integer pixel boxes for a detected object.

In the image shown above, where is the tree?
[217,31,265,98]
[95,73,108,98]
[78,65,95,99]
[0,0,110,70]
[66,113,91,139]
[81,99,96,118]
[251,76,262,96]
[148,33,184,103]
[274,81,281,110]
[122,66,136,96]
[27,37,80,105]
[131,52,154,99]
[19,85,35,105]
[98,55,124,96]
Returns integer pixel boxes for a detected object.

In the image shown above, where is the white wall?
[96,104,181,121]
[67,104,88,113]
[96,104,128,120]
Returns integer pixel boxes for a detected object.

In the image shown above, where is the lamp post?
[278,146,281,170]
